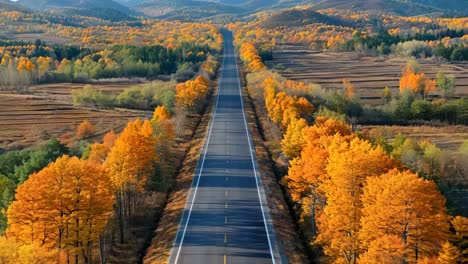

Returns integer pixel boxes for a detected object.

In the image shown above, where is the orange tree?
[103,119,157,243]
[284,117,353,237]
[7,156,114,263]
[359,170,449,263]
[175,76,210,112]
[399,64,436,99]
[316,137,397,264]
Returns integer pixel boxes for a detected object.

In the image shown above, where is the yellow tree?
[7,156,114,263]
[264,77,278,123]
[76,120,96,139]
[296,97,314,116]
[359,170,449,264]
[239,42,266,72]
[284,117,353,238]
[265,88,314,130]
[87,130,116,163]
[151,106,175,190]
[151,106,174,140]
[281,118,308,159]
[151,105,171,123]
[399,65,436,99]
[58,157,114,263]
[6,173,51,247]
[438,242,460,264]
[343,79,355,99]
[317,137,397,264]
[103,119,157,243]
[358,235,405,264]
[16,57,35,72]
[36,56,51,79]
[0,236,55,264]
[450,216,468,263]
[275,92,298,129]
[175,76,209,112]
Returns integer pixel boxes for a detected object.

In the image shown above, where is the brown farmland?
[359,125,468,151]
[0,83,151,151]
[268,46,468,106]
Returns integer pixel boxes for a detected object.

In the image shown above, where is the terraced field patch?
[0,83,151,151]
[359,125,468,151]
[269,46,468,106]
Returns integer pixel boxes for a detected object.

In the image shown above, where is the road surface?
[167,30,286,264]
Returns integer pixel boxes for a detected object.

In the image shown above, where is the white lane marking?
[170,40,226,264]
[233,41,277,263]
[170,38,277,264]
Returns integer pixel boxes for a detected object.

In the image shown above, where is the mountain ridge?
[6,0,467,19]
[12,0,133,15]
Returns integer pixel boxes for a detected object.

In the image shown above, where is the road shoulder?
[240,70,310,263]
[142,85,217,264]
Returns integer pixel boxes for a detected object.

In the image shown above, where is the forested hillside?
[309,0,468,16]
[16,0,133,14]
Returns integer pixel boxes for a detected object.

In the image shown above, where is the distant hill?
[411,0,466,11]
[308,0,468,16]
[135,0,247,18]
[132,0,321,19]
[13,0,133,15]
[9,0,467,20]
[0,0,30,11]
[262,8,345,28]
[62,8,136,22]
[113,0,147,7]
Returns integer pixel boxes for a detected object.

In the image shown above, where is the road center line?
[233,40,277,264]
[169,36,226,264]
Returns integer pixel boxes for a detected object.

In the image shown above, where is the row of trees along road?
[239,41,468,264]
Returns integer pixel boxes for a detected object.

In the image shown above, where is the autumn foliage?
[7,156,114,262]
[151,105,175,142]
[0,236,55,264]
[15,57,35,72]
[86,130,116,163]
[360,170,449,263]
[284,117,353,235]
[263,77,314,130]
[175,75,210,112]
[104,119,156,192]
[76,120,96,139]
[239,42,266,72]
[281,116,453,263]
[399,64,436,98]
[3,96,178,261]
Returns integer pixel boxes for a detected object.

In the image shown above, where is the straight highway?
[167,30,286,264]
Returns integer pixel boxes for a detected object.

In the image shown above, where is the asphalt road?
[167,31,286,264]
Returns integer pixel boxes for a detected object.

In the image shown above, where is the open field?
[0,83,151,151]
[268,46,468,151]
[268,46,468,106]
[359,125,468,151]
[28,82,142,101]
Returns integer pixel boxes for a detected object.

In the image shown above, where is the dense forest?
[0,39,214,87]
